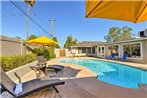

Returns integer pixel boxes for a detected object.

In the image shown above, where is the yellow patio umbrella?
[27,36,57,46]
[85,0,147,23]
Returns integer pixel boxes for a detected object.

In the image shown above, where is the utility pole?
[49,18,56,38]
[24,0,36,41]
[26,4,30,41]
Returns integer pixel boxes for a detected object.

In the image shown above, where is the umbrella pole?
[43,44,44,48]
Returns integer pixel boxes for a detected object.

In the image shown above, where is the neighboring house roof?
[71,41,106,47]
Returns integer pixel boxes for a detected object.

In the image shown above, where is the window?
[92,47,95,54]
[123,43,141,58]
[87,47,91,53]
[102,47,105,53]
[98,47,101,53]
[78,47,81,54]
[108,45,119,56]
[81,47,86,53]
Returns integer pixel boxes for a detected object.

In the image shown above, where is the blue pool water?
[58,59,147,89]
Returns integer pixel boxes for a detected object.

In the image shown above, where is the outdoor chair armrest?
[14,72,22,83]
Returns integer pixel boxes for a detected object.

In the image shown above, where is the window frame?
[122,42,142,59]
[92,47,96,54]
[82,47,86,53]
[107,44,120,57]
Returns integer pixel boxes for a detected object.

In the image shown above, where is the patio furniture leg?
[38,70,41,76]
[1,86,6,93]
[52,86,59,93]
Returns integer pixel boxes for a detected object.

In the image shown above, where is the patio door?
[97,46,105,57]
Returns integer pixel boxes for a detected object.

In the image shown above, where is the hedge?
[0,53,37,72]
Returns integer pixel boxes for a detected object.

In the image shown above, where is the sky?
[1,0,147,47]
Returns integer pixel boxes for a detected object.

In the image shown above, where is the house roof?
[71,37,147,48]
[71,41,106,47]
[106,37,147,45]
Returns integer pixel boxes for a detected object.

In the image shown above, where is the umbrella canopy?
[85,0,147,23]
[27,36,57,46]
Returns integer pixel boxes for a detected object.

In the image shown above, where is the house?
[70,38,147,64]
[70,41,106,57]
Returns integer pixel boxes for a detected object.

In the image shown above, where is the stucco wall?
[54,49,60,58]
[0,36,26,56]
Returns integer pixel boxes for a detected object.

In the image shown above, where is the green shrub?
[0,53,37,72]
[32,47,55,60]
[43,49,50,60]
[48,48,55,59]
[33,48,44,55]
[73,55,76,57]
[80,55,86,57]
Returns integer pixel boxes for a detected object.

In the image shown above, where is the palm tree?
[24,0,35,41]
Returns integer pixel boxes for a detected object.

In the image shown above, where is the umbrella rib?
[86,0,103,17]
[134,2,147,23]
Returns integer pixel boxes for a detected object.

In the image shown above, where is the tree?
[24,0,36,7]
[28,34,37,40]
[52,37,60,48]
[64,35,78,48]
[121,26,132,40]
[73,39,78,44]
[24,0,36,40]
[104,27,121,42]
[104,26,132,42]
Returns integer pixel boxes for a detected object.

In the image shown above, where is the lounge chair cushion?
[47,65,64,71]
[14,83,23,95]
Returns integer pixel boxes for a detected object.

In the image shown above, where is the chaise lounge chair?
[110,53,117,60]
[119,53,128,62]
[37,55,47,66]
[37,55,64,73]
[0,69,65,98]
[46,65,64,73]
[105,53,116,60]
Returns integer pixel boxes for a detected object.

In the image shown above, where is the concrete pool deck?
[2,57,147,98]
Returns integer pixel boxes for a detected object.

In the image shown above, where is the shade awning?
[85,0,147,23]
[27,36,57,46]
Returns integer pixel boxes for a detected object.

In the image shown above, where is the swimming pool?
[58,59,147,89]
